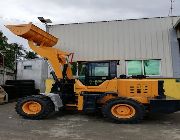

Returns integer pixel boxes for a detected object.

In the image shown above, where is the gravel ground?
[1,102,180,140]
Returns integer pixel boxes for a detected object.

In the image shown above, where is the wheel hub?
[22,101,42,115]
[111,104,136,119]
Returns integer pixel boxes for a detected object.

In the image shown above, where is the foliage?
[24,51,38,59]
[0,31,38,70]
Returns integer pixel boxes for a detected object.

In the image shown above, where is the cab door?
[78,60,118,86]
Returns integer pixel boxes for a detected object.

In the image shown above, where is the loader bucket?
[6,23,58,47]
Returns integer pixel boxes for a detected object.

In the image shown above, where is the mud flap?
[40,93,63,111]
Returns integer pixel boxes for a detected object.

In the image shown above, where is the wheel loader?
[6,23,180,123]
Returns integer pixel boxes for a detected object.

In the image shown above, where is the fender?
[40,93,63,111]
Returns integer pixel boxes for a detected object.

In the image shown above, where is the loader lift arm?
[6,23,73,79]
[28,40,72,79]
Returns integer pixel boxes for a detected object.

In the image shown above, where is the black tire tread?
[15,95,55,120]
[102,97,145,124]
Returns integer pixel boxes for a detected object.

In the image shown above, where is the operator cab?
[78,60,119,86]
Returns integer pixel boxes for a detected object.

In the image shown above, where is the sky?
[0,0,180,48]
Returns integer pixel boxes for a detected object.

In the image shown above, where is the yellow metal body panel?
[45,78,180,102]
[75,79,117,93]
[75,79,118,110]
[163,79,180,99]
[149,78,180,99]
[45,79,55,93]
[117,79,159,104]
[77,94,84,110]
[74,79,159,109]
[46,78,160,109]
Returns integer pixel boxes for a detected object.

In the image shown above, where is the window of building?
[144,60,160,75]
[126,59,160,76]
[24,65,32,70]
[127,60,143,75]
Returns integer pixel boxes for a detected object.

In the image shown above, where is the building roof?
[50,16,180,27]
[17,58,44,62]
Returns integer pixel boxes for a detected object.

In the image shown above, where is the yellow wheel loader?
[6,23,180,123]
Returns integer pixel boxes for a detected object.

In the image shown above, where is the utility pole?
[170,0,174,26]
[37,17,53,79]
[14,48,17,80]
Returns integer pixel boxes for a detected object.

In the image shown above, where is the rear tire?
[15,95,55,120]
[102,98,145,123]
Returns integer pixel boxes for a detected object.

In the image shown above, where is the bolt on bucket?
[6,23,58,47]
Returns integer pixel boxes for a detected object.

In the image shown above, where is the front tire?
[15,95,55,120]
[102,98,145,123]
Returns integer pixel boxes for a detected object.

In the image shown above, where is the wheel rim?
[22,101,42,115]
[111,104,136,119]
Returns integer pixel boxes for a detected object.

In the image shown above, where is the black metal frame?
[150,99,180,113]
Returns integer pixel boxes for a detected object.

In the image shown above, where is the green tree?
[24,51,39,59]
[0,31,24,70]
[0,31,40,70]
[0,31,8,50]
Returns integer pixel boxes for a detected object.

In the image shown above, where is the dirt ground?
[1,102,180,140]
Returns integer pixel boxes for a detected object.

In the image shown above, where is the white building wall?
[17,59,48,92]
[169,28,180,77]
[0,67,14,85]
[49,17,180,77]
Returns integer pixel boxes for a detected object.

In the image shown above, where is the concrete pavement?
[0,102,180,140]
